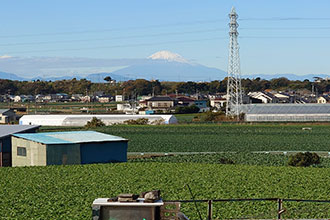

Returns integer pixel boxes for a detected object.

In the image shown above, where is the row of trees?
[0,77,329,97]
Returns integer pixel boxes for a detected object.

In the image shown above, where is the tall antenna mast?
[226,7,243,118]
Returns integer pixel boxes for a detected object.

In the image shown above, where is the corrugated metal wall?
[80,141,127,164]
[46,144,81,165]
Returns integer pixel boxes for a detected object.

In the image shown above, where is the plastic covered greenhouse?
[19,114,178,126]
[244,104,330,122]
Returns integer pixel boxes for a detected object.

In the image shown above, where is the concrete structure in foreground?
[245,104,330,122]
[19,114,177,126]
[11,131,128,167]
[0,125,40,167]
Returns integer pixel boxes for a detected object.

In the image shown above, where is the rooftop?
[0,109,11,114]
[147,96,174,101]
[246,104,330,114]
[0,125,40,139]
[13,131,128,145]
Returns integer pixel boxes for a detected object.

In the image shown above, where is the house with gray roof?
[0,109,17,124]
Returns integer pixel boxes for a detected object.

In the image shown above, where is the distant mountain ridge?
[1,70,329,82]
[0,51,329,82]
[0,71,27,81]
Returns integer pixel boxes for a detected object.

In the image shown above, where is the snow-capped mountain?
[148,51,189,63]
[109,51,227,81]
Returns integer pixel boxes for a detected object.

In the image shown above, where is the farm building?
[245,104,330,122]
[0,125,40,167]
[19,114,177,126]
[11,131,128,167]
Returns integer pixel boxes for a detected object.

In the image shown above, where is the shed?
[11,131,128,167]
[19,114,178,126]
[0,125,40,167]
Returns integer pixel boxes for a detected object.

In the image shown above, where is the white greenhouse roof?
[19,114,177,126]
[246,104,330,115]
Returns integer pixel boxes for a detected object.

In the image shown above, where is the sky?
[0,0,330,78]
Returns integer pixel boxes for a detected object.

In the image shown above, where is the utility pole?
[226,7,243,119]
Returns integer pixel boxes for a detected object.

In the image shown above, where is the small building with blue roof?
[11,131,128,167]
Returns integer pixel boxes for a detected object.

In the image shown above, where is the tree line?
[0,77,329,97]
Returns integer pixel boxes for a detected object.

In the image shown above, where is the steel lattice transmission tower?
[226,7,243,118]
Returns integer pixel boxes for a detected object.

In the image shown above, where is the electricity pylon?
[226,7,243,118]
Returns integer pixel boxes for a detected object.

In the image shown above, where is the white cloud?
[0,55,13,59]
[0,56,146,77]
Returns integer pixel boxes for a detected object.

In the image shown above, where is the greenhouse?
[19,114,177,126]
[245,104,330,122]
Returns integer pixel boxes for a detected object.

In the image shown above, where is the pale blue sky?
[0,0,330,77]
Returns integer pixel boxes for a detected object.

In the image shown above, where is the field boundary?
[164,198,330,219]
[128,151,330,156]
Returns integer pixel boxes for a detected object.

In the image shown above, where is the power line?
[0,19,226,39]
[5,35,330,55]
[1,17,329,39]
[1,26,330,47]
[240,27,330,30]
[240,17,330,21]
[2,37,227,54]
[0,28,226,47]
[240,36,330,39]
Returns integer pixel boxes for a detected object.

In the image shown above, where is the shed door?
[2,153,11,167]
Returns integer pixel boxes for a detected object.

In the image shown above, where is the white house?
[210,98,226,109]
[115,95,124,102]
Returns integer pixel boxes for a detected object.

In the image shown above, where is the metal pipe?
[207,200,213,220]
[277,199,283,219]
[186,184,203,220]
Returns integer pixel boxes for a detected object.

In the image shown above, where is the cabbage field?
[89,124,330,152]
[20,124,330,219]
[1,163,330,219]
[41,124,330,152]
[129,152,330,167]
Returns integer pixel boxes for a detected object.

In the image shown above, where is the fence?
[164,198,330,219]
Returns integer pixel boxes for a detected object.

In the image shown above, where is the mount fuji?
[110,51,227,81]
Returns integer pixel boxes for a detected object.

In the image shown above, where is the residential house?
[194,100,209,112]
[81,95,93,103]
[317,96,330,104]
[248,91,279,104]
[146,96,175,111]
[13,95,22,102]
[98,96,111,103]
[0,109,17,124]
[71,94,83,102]
[274,92,291,103]
[55,93,70,102]
[115,95,124,102]
[210,98,226,109]
[176,96,195,106]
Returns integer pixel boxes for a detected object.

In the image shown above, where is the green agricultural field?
[174,113,201,123]
[129,152,330,167]
[40,124,330,152]
[0,163,329,219]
